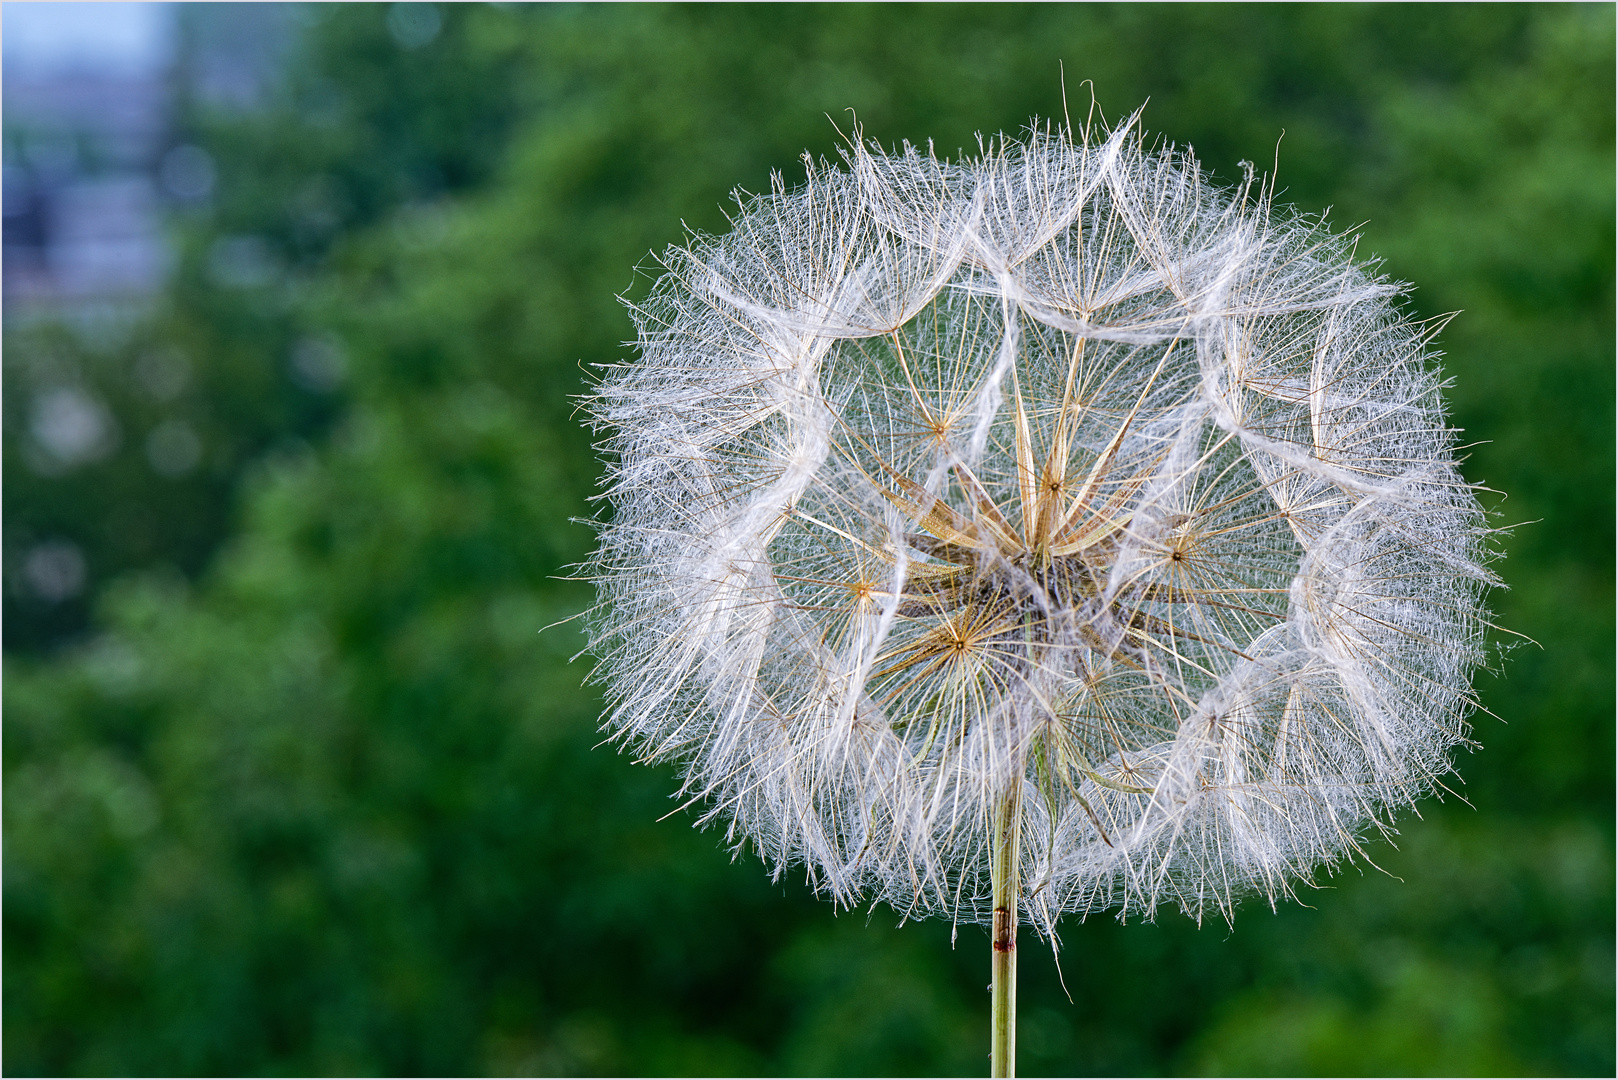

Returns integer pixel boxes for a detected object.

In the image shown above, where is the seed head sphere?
[586,113,1494,933]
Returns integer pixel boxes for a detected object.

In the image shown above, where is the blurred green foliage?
[5,4,1612,1076]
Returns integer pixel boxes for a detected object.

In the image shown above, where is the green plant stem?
[990,783,1022,1078]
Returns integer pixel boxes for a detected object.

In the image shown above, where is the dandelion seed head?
[585,112,1496,933]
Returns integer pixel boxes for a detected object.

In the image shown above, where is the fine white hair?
[585,111,1495,934]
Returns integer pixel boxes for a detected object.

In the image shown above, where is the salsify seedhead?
[585,112,1494,935]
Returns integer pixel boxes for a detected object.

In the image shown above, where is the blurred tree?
[4,3,537,655]
[5,4,1611,1076]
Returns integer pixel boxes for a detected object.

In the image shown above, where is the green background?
[6,4,1612,1075]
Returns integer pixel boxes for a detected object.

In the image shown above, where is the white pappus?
[582,109,1496,946]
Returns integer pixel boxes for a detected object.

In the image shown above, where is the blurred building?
[3,2,297,318]
[3,3,174,313]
